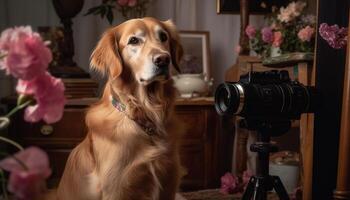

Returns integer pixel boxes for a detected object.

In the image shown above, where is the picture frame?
[216,0,289,14]
[178,31,211,80]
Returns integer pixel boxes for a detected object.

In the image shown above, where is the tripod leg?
[272,176,290,200]
[252,178,267,200]
[242,177,256,200]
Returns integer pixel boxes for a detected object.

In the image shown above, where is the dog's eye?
[128,37,140,45]
[159,32,168,42]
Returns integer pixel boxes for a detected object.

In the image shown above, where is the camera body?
[215,70,317,120]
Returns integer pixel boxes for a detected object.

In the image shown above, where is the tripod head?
[239,119,292,137]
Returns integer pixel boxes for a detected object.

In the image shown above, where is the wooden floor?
[181,189,284,200]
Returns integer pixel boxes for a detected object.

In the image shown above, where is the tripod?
[241,120,291,200]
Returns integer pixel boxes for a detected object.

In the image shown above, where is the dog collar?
[111,95,126,112]
[110,95,157,136]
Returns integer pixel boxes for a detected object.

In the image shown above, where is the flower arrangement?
[85,0,151,24]
[245,1,316,58]
[0,26,66,199]
[319,23,348,49]
[219,170,253,195]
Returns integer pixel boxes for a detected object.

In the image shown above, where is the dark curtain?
[313,0,349,199]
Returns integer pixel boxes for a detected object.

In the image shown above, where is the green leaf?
[106,7,114,25]
[84,6,102,16]
[0,169,8,200]
[100,5,107,18]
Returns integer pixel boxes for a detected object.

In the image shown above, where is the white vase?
[270,47,282,57]
[172,74,213,98]
[270,163,299,194]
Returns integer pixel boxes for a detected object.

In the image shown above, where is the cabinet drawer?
[11,109,87,144]
[46,149,71,188]
[180,145,206,190]
[175,109,206,140]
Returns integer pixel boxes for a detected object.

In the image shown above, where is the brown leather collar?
[110,94,157,136]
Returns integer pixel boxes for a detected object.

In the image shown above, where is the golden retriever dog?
[55,17,184,200]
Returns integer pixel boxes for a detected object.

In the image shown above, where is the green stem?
[5,100,33,118]
[0,169,8,200]
[0,136,23,151]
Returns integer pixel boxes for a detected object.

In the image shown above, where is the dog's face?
[91,18,183,86]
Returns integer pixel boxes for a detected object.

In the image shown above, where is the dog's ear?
[90,29,123,78]
[162,20,183,73]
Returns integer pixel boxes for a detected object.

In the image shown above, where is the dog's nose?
[153,54,170,67]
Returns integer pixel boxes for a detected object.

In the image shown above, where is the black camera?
[215,70,317,120]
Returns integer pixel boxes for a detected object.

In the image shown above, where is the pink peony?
[0,26,52,80]
[298,26,315,42]
[220,172,239,194]
[261,27,274,43]
[273,31,283,47]
[319,23,348,49]
[16,72,66,124]
[245,25,257,39]
[0,147,51,200]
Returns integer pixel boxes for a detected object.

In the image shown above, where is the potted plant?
[0,26,66,199]
[245,1,316,59]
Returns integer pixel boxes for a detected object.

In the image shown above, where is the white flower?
[278,1,307,23]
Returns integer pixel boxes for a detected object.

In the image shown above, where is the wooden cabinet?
[6,97,233,191]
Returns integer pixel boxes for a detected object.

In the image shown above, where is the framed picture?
[179,31,211,80]
[216,0,289,14]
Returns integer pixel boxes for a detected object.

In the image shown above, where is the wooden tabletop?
[62,97,214,106]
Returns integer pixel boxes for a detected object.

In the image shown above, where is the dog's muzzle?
[139,53,171,84]
[153,53,170,79]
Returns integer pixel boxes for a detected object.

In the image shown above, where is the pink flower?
[261,27,274,43]
[319,23,348,49]
[245,25,256,39]
[273,31,283,47]
[220,172,239,194]
[298,26,315,42]
[242,170,253,186]
[16,72,66,124]
[0,26,52,80]
[234,45,242,54]
[0,147,51,200]
[128,0,137,7]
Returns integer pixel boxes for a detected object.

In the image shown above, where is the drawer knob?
[40,125,53,135]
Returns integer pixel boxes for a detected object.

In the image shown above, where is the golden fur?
[55,18,184,200]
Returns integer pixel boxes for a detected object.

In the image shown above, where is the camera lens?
[214,70,318,120]
[215,83,243,116]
